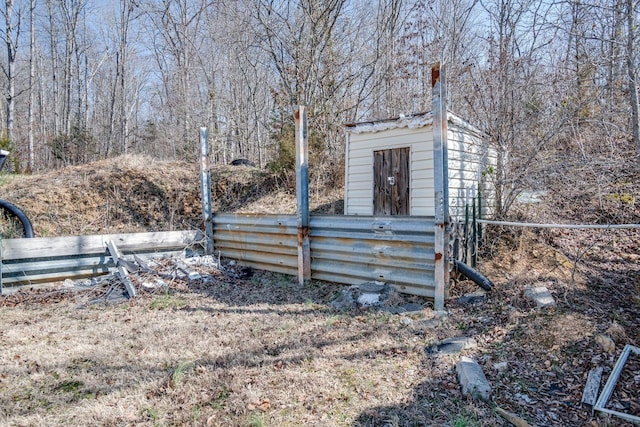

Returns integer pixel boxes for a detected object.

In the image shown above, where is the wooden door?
[373,147,410,215]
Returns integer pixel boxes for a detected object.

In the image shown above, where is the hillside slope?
[0,155,342,237]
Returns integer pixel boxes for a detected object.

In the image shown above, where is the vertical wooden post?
[199,127,214,255]
[431,63,449,311]
[295,106,311,285]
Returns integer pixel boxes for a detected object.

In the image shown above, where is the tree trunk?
[28,0,36,171]
[627,0,640,160]
[4,0,16,147]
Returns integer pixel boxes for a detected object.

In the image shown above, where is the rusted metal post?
[199,127,214,255]
[295,106,311,285]
[432,63,449,311]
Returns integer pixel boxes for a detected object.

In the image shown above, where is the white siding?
[345,126,434,216]
[447,123,497,220]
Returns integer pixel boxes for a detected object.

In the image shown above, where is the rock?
[358,281,386,293]
[329,288,355,311]
[524,286,556,308]
[358,292,380,306]
[384,303,424,314]
[427,336,478,354]
[414,318,441,330]
[458,290,486,305]
[400,316,413,326]
[493,361,508,373]
[142,279,167,290]
[62,279,75,288]
[456,356,491,401]
[595,334,615,353]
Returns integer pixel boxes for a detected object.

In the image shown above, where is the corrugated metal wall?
[213,214,299,275]
[213,213,436,298]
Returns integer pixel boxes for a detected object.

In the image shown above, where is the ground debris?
[0,254,248,307]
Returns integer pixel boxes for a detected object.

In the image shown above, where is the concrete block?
[456,356,491,401]
[581,366,603,407]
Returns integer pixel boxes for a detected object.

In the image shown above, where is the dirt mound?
[0,155,287,236]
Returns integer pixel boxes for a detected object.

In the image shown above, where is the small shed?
[343,111,496,220]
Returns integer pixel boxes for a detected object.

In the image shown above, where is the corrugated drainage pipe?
[453,260,494,291]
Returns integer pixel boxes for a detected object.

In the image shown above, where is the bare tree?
[1,0,22,151]
[27,0,34,170]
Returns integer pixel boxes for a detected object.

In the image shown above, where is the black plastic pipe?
[0,199,34,238]
[453,259,493,291]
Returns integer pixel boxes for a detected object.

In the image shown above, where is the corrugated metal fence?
[214,214,436,297]
[1,215,437,298]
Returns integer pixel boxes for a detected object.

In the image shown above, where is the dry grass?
[0,272,493,427]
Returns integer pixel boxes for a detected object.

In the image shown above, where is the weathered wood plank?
[1,230,202,260]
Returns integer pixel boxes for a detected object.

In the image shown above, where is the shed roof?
[345,110,485,138]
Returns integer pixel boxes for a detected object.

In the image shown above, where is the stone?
[414,318,441,330]
[524,286,556,308]
[456,356,491,401]
[358,292,380,306]
[595,334,615,353]
[358,281,386,293]
[427,336,478,354]
[458,291,486,305]
[188,271,202,281]
[384,303,424,314]
[493,361,508,373]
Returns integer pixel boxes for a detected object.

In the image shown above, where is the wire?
[476,219,640,230]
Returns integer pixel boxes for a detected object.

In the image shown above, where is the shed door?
[373,147,410,215]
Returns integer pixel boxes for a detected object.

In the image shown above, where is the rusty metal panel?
[309,215,436,298]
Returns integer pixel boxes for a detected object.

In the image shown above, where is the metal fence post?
[200,127,214,255]
[295,106,311,285]
[432,63,449,311]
